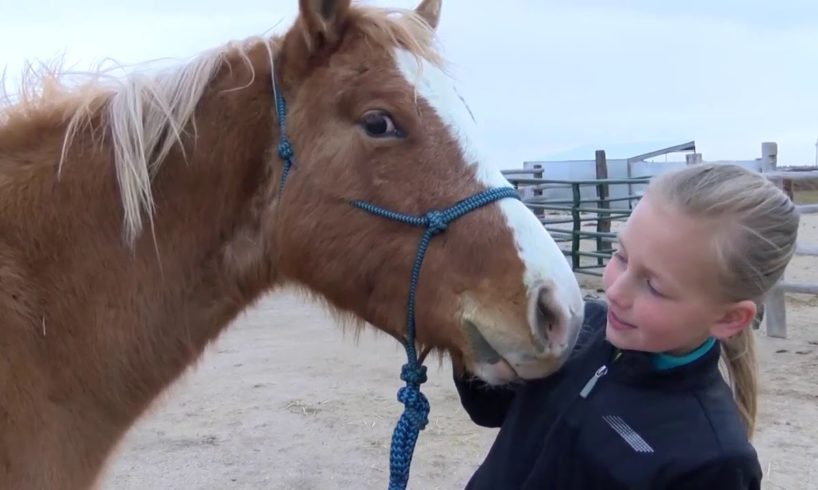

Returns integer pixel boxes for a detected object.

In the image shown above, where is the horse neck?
[97,53,283,401]
[0,44,284,488]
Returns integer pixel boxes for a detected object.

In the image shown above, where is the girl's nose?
[605,273,632,309]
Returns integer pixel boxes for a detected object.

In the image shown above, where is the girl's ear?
[710,300,757,340]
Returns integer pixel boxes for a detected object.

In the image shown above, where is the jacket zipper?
[579,364,608,398]
[578,349,621,399]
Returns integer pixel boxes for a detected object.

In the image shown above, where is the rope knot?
[424,210,448,234]
[396,385,430,430]
[277,140,294,161]
[400,363,428,386]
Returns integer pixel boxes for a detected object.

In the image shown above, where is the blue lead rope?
[272,72,521,490]
[273,77,295,196]
[352,187,520,490]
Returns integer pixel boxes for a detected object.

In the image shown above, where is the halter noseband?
[272,73,521,490]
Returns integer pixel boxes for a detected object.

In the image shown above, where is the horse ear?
[297,0,352,52]
[415,0,441,29]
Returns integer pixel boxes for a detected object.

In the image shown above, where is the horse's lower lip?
[462,320,521,383]
[476,358,519,384]
[463,319,503,364]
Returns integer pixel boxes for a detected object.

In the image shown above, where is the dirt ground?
[98,214,818,490]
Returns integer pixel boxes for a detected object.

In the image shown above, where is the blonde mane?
[0,5,441,246]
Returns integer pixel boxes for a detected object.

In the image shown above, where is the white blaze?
[393,49,584,320]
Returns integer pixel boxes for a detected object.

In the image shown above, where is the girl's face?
[602,195,756,355]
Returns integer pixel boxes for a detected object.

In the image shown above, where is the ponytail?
[721,328,758,439]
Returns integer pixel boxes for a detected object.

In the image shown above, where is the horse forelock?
[0,4,441,247]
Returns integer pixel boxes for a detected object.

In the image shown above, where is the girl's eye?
[360,110,403,138]
[647,280,665,298]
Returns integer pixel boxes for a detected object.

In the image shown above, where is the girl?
[454,164,800,489]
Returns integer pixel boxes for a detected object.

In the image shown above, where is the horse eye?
[360,110,403,138]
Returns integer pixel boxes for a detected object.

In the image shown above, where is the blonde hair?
[646,163,800,439]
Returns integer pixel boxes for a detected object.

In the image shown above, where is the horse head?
[271,0,585,384]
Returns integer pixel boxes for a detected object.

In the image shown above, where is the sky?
[2,0,818,168]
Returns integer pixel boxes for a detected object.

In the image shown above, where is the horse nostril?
[539,288,558,331]
[532,286,560,351]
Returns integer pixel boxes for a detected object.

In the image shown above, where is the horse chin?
[462,319,568,386]
[469,354,565,386]
[472,358,520,385]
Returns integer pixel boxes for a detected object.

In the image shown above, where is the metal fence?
[504,174,649,277]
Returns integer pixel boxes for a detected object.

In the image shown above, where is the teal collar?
[652,337,717,371]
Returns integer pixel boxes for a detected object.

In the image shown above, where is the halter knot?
[400,362,428,386]
[424,210,448,234]
[277,140,294,161]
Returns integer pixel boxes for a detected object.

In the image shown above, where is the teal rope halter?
[272,74,520,490]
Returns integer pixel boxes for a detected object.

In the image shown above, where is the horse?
[0,0,585,488]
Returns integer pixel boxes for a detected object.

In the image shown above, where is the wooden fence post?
[571,183,581,271]
[595,150,610,266]
[760,142,788,338]
[765,285,787,338]
[761,141,778,172]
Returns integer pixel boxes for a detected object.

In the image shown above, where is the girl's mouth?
[608,309,637,331]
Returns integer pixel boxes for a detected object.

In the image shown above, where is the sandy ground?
[98,214,818,490]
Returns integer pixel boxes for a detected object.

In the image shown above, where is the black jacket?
[455,299,762,489]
